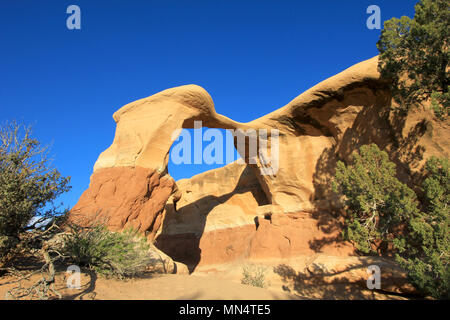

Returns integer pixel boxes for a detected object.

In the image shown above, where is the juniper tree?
[377,0,449,118]
[332,144,419,254]
[333,144,449,299]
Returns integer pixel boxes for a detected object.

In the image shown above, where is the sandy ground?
[0,255,412,300]
[193,258,409,300]
[0,272,301,300]
[0,269,408,300]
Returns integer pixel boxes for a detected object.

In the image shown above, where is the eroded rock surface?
[69,56,449,279]
[69,167,175,241]
[155,161,354,270]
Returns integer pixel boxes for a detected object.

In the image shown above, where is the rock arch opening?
[167,127,241,181]
[156,125,273,271]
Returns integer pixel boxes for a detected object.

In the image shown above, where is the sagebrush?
[241,264,268,288]
[63,224,152,279]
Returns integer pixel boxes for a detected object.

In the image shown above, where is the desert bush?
[332,144,419,254]
[241,264,268,288]
[0,121,70,260]
[394,157,449,299]
[63,224,152,279]
[333,145,449,299]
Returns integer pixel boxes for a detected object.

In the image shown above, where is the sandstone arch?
[70,55,449,270]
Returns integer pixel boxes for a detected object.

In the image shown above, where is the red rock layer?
[155,211,355,271]
[69,166,176,241]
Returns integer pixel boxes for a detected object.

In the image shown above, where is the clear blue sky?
[0,0,416,209]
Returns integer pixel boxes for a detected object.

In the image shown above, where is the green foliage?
[332,144,419,254]
[0,121,70,257]
[395,157,449,299]
[63,224,153,279]
[377,0,449,118]
[241,264,268,288]
[333,145,449,299]
[431,90,450,120]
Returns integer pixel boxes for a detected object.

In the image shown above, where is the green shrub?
[395,157,449,299]
[431,90,450,120]
[332,144,419,254]
[241,264,268,288]
[63,224,152,279]
[333,145,449,299]
[0,121,70,260]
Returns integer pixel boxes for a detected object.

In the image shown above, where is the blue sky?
[0,0,417,209]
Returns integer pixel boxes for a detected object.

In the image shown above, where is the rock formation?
[70,167,176,240]
[70,56,449,290]
[154,161,354,270]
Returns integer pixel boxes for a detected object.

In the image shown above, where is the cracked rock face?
[69,55,449,273]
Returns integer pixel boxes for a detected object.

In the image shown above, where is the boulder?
[146,243,189,275]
